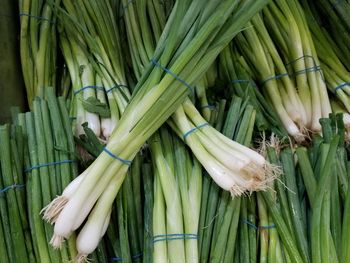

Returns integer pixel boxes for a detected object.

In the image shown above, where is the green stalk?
[0,125,28,262]
[281,148,310,262]
[239,197,250,263]
[331,168,342,258]
[311,136,339,263]
[199,175,220,263]
[150,129,185,263]
[130,155,144,257]
[0,147,14,263]
[341,170,350,262]
[9,127,36,263]
[142,163,153,263]
[174,137,202,263]
[33,99,63,263]
[46,88,73,189]
[263,148,302,262]
[258,193,269,263]
[268,214,279,263]
[320,191,331,263]
[116,188,132,262]
[122,165,141,261]
[262,190,303,262]
[247,197,257,263]
[0,213,9,262]
[25,112,51,262]
[223,198,241,263]
[40,99,59,196]
[296,147,317,205]
[153,173,167,263]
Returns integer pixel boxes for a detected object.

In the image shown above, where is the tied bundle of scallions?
[54,0,131,140]
[122,0,275,196]
[19,0,58,104]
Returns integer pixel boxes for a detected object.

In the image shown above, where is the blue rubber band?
[19,13,55,24]
[111,252,143,261]
[242,219,276,230]
[242,219,258,230]
[106,84,128,94]
[118,0,136,19]
[292,65,321,76]
[332,0,344,9]
[103,148,131,166]
[335,81,350,91]
[183,123,209,141]
[25,160,76,173]
[231,79,251,84]
[153,234,198,243]
[260,224,276,229]
[285,55,317,67]
[151,59,194,93]
[201,105,216,110]
[74,86,104,95]
[261,72,289,85]
[0,184,25,194]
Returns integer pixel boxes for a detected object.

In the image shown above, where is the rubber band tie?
[261,72,289,86]
[151,59,194,94]
[103,148,132,166]
[201,105,216,110]
[74,86,105,95]
[0,184,25,194]
[292,65,321,77]
[19,13,55,24]
[335,81,350,92]
[106,84,128,94]
[111,252,143,261]
[153,233,198,243]
[332,0,344,9]
[183,123,209,141]
[25,160,76,173]
[242,219,276,230]
[232,79,250,84]
[285,55,317,67]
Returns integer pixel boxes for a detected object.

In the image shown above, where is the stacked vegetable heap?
[1,0,350,262]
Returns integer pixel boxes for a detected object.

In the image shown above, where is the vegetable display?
[0,0,350,262]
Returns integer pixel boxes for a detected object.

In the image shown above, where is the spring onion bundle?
[309,0,350,71]
[218,43,287,137]
[234,1,333,141]
[122,0,274,196]
[0,123,34,263]
[202,96,257,263]
[151,127,201,263]
[16,88,79,262]
[19,0,58,104]
[55,0,132,140]
[299,1,350,123]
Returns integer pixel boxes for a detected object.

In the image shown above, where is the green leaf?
[81,96,111,118]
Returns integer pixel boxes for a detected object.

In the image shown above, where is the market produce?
[1,0,350,262]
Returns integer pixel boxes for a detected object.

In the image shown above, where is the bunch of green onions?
[19,0,58,104]
[122,0,274,196]
[299,1,350,134]
[55,0,131,140]
[151,127,202,263]
[234,0,334,141]
[0,123,34,262]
